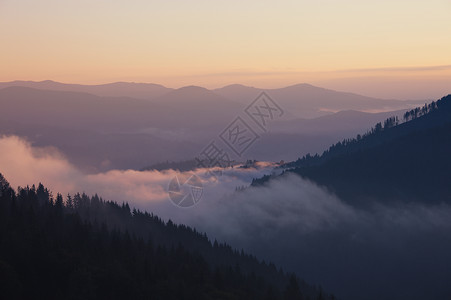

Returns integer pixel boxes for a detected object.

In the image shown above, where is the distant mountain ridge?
[0,80,425,119]
[0,81,428,170]
[0,80,172,100]
[214,83,425,118]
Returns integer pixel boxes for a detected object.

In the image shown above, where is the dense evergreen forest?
[253,94,451,205]
[0,173,332,300]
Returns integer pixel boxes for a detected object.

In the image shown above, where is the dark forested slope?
[254,95,451,205]
[0,174,330,300]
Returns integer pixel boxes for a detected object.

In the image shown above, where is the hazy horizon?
[2,0,451,99]
[2,77,450,100]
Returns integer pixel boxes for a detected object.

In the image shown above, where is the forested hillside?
[254,95,451,205]
[0,173,331,300]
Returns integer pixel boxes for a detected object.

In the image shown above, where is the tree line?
[0,173,333,300]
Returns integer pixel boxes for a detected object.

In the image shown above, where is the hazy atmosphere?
[1,1,451,300]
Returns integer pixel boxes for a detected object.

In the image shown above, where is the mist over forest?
[2,1,451,299]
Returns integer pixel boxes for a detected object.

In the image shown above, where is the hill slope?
[254,95,451,205]
[294,94,451,205]
[0,173,330,300]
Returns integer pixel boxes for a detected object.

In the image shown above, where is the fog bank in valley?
[1,134,450,300]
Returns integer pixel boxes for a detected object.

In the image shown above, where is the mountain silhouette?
[0,80,172,99]
[253,95,451,205]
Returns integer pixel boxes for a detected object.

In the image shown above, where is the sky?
[1,0,451,98]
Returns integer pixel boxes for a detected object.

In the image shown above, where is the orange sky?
[1,0,450,98]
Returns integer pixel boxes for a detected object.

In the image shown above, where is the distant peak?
[283,83,318,89]
[176,85,209,92]
[109,81,164,86]
[220,84,255,89]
